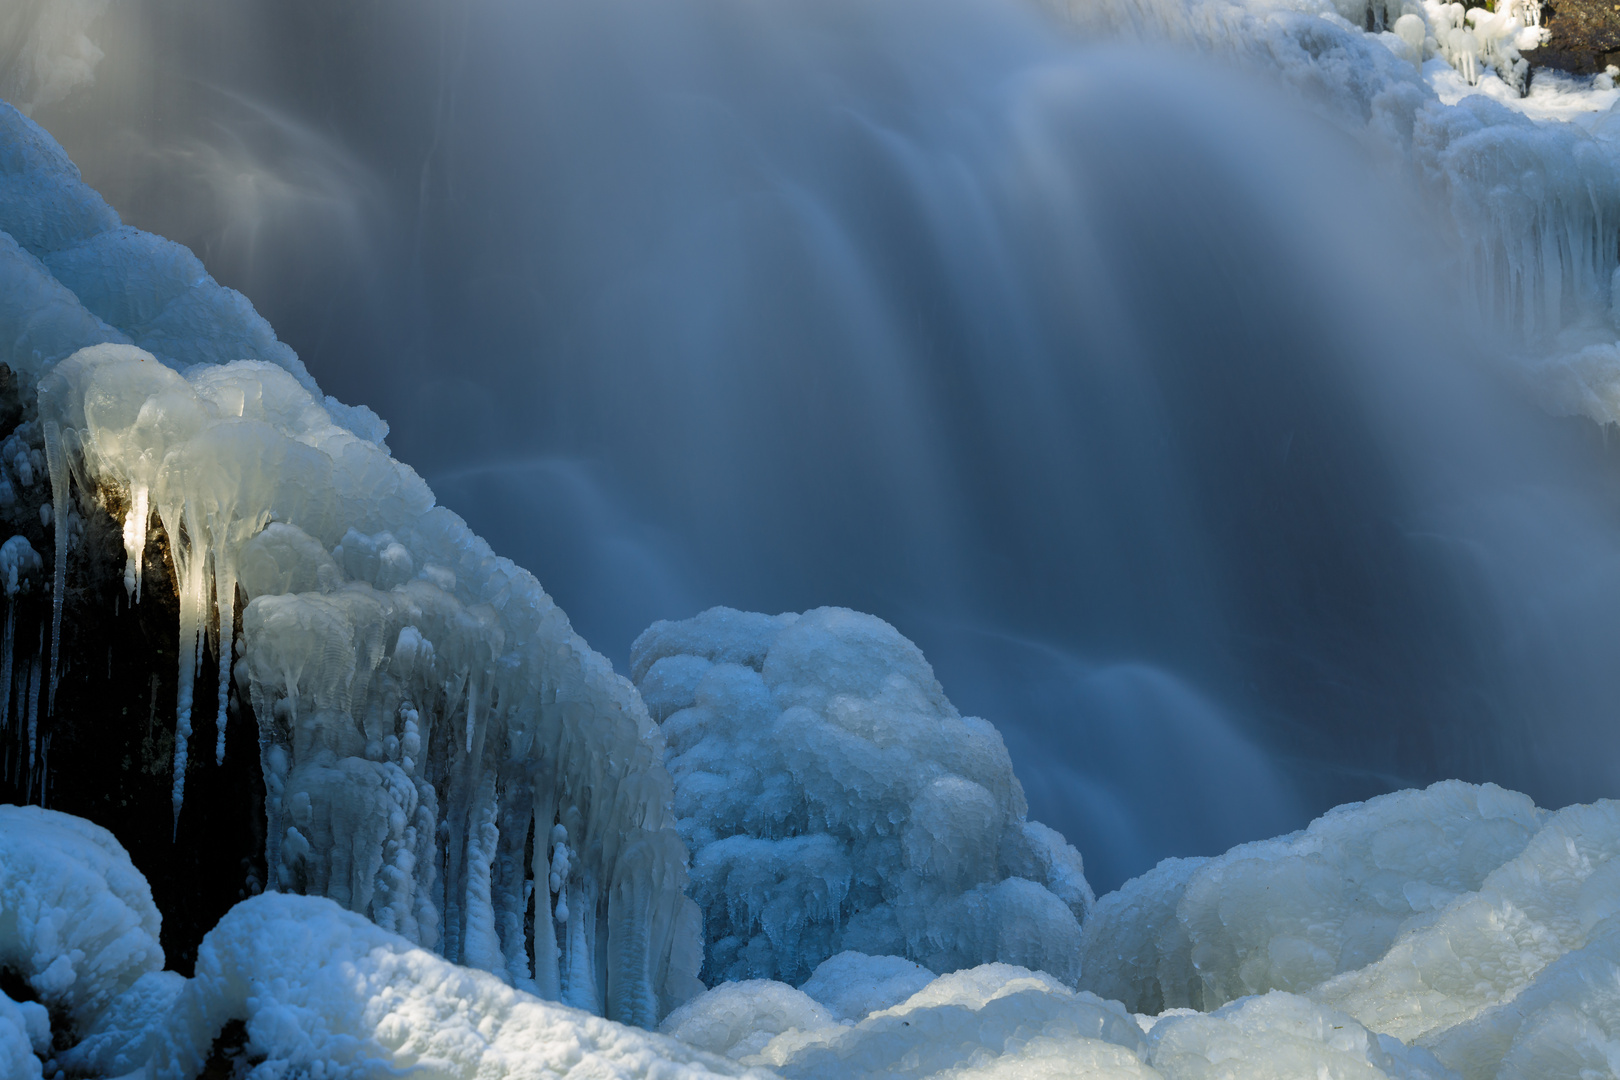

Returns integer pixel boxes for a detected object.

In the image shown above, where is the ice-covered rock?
[1313,799,1620,1065]
[149,892,766,1080]
[660,980,836,1060]
[0,803,164,1032]
[0,989,47,1080]
[1080,782,1545,1011]
[631,606,1093,987]
[34,342,704,1024]
[0,101,315,391]
[0,803,181,1077]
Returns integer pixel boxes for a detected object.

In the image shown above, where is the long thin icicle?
[171,507,206,836]
[214,539,236,766]
[41,420,67,714]
[123,486,149,601]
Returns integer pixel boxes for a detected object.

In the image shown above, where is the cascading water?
[20,0,1620,894]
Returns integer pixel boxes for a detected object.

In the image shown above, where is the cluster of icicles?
[33,343,704,1025]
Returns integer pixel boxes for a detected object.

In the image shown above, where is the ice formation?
[630,606,1093,987]
[664,962,1460,1080]
[0,804,175,1076]
[8,784,1620,1079]
[1078,783,1620,1078]
[1078,782,1545,1011]
[31,342,704,1024]
[0,98,703,1027]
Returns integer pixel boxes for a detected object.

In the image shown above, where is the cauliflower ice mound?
[630,606,1094,988]
[0,804,183,1078]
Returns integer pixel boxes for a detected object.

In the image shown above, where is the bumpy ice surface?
[631,606,1093,986]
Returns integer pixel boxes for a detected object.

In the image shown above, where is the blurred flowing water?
[21,0,1620,889]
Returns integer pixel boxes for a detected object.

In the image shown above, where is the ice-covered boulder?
[0,803,164,1031]
[150,892,763,1080]
[1313,799,1620,1073]
[0,803,188,1076]
[797,951,936,1023]
[631,606,1093,987]
[1079,781,1545,1011]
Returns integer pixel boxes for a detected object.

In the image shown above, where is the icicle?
[123,485,149,601]
[171,514,206,836]
[41,420,67,715]
[1,603,13,736]
[214,539,236,766]
[466,673,478,754]
[26,639,41,788]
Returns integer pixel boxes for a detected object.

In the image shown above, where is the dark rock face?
[1528,0,1620,74]
[0,364,266,976]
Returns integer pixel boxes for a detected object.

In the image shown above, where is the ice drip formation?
[7,0,1620,1073]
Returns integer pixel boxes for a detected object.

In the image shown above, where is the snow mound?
[660,980,835,1060]
[630,606,1093,986]
[1080,785,1620,1078]
[149,892,768,1080]
[0,803,187,1076]
[797,951,935,1023]
[1079,781,1544,1011]
[0,803,164,1032]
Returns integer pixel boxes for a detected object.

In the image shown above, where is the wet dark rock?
[1527,0,1620,74]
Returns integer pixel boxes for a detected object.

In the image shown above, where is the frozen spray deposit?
[632,606,1092,987]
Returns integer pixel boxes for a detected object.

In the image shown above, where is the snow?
[0,803,166,1069]
[797,952,936,1023]
[148,892,765,1080]
[1314,799,1620,1048]
[630,606,1093,988]
[4,785,1616,1080]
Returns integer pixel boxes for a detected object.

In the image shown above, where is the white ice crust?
[1080,781,1546,1012]
[148,892,763,1080]
[1080,782,1620,1079]
[631,606,1093,987]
